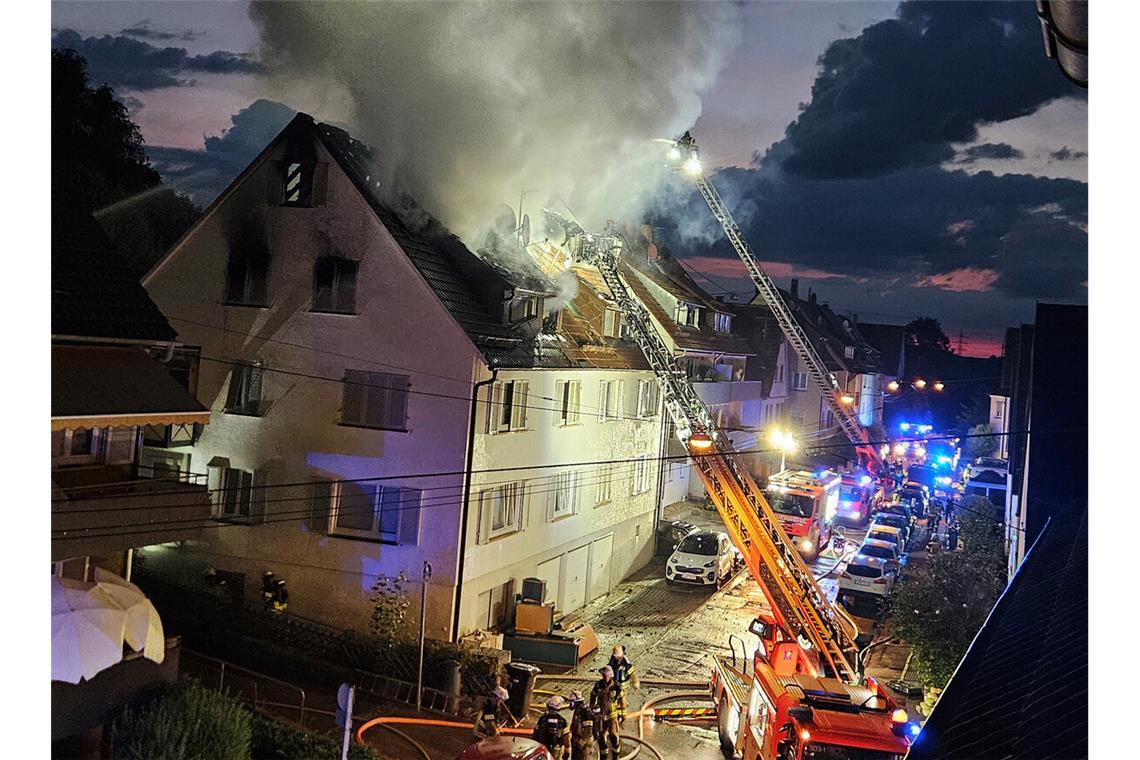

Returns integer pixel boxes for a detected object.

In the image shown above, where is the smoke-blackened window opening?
[225,248,270,306]
[312,257,358,314]
[509,295,540,323]
[225,361,264,416]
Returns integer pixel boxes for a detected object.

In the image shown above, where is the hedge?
[110,680,251,760]
[250,714,379,760]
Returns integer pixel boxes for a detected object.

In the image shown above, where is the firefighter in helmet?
[473,686,512,740]
[606,645,639,727]
[532,695,571,760]
[568,690,597,760]
[590,665,622,760]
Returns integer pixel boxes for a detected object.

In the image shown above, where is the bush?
[250,714,379,760]
[110,680,251,760]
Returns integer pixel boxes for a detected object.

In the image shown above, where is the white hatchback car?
[838,554,897,599]
[666,530,742,587]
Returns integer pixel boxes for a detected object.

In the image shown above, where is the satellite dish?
[494,203,517,236]
[542,209,568,246]
[520,214,531,246]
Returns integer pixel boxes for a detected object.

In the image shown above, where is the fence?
[180,648,307,726]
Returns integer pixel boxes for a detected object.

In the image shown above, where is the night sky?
[51,1,1087,357]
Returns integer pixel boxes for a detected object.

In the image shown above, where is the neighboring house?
[988,393,1011,460]
[141,114,662,641]
[1001,304,1087,578]
[51,203,211,753]
[618,235,760,505]
[730,302,793,480]
[856,321,907,385]
[748,280,885,463]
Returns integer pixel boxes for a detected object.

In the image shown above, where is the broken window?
[509,297,539,323]
[225,249,269,306]
[225,362,263,415]
[312,257,358,313]
[342,370,410,430]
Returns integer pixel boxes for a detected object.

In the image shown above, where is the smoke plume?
[249,1,739,245]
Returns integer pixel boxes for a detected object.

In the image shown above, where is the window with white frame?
[598,380,620,422]
[509,297,539,323]
[556,380,582,425]
[491,380,528,432]
[330,480,421,543]
[844,345,856,360]
[776,363,784,383]
[479,482,525,540]
[636,379,659,417]
[631,455,652,495]
[550,471,579,519]
[342,370,410,430]
[713,312,732,333]
[791,371,808,391]
[603,309,621,338]
[225,361,264,415]
[675,301,702,327]
[594,463,613,506]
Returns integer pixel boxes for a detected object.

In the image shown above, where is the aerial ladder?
[568,230,860,683]
[671,132,882,472]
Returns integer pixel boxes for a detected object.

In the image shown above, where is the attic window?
[282,162,314,207]
[675,301,701,327]
[844,345,856,360]
[713,312,732,333]
[510,297,539,323]
[603,309,622,338]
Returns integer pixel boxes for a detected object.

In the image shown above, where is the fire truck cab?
[711,616,910,760]
[837,472,883,526]
[766,470,841,560]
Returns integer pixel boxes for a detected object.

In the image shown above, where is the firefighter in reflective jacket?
[568,690,596,760]
[590,666,622,760]
[473,686,511,740]
[607,645,639,726]
[532,696,571,760]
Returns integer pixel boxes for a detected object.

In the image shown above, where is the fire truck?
[548,132,908,760]
[837,472,883,526]
[766,470,841,560]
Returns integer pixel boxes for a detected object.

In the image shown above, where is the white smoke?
[249,0,740,246]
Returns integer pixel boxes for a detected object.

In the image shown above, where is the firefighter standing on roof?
[532,696,571,760]
[590,666,622,760]
[607,644,639,727]
[568,690,596,760]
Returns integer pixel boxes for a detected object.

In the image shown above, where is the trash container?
[656,520,698,557]
[506,662,541,720]
[440,659,462,697]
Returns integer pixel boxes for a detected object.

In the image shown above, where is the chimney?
[790,278,799,300]
[647,242,659,263]
[808,289,817,306]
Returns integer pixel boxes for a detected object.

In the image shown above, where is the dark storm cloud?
[955,142,1025,163]
[120,20,203,42]
[51,29,261,91]
[149,99,297,206]
[764,1,1084,179]
[1049,146,1087,161]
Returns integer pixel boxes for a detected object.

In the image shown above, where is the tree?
[891,497,1006,688]
[52,48,200,275]
[905,317,953,353]
[964,423,998,459]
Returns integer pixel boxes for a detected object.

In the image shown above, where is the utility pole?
[416,561,432,711]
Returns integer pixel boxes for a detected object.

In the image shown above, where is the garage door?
[562,545,590,613]
[587,534,614,601]
[535,556,561,609]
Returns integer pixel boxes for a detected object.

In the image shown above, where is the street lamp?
[769,428,796,471]
[913,378,927,390]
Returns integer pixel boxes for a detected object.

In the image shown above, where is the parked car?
[838,554,897,600]
[866,523,906,554]
[857,537,904,571]
[666,530,742,587]
[896,485,928,516]
[457,737,553,760]
[870,512,912,543]
[876,500,915,524]
[656,519,698,557]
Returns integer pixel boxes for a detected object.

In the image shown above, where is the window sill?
[549,510,577,523]
[328,531,399,545]
[224,409,264,418]
[485,527,522,542]
[558,421,584,428]
[309,309,358,316]
[338,422,408,433]
[491,427,529,435]
[221,301,270,309]
[214,515,261,525]
[278,202,314,209]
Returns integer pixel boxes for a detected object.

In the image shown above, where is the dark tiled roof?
[52,204,177,343]
[751,288,881,375]
[907,506,1088,760]
[52,344,208,418]
[730,303,784,389]
[858,322,907,377]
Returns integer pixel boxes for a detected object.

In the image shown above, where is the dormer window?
[603,308,622,338]
[844,345,856,359]
[675,301,701,327]
[510,296,539,323]
[713,312,732,333]
[282,162,314,206]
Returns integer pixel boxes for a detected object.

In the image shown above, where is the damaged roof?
[53,202,178,344]
[731,303,786,390]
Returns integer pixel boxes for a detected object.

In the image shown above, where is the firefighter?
[473,686,512,740]
[590,666,622,760]
[568,690,596,760]
[607,644,639,727]
[532,696,571,760]
[261,571,289,613]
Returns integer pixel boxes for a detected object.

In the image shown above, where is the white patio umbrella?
[51,575,128,684]
[90,568,165,664]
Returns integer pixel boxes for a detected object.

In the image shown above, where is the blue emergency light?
[899,423,911,431]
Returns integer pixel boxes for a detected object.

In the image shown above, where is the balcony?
[693,379,764,407]
[52,469,210,560]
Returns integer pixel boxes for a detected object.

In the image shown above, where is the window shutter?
[51,430,66,458]
[514,381,528,429]
[387,376,410,429]
[226,364,244,410]
[343,371,364,424]
[486,383,500,434]
[312,162,330,206]
[617,380,625,420]
[251,470,268,523]
[248,365,263,414]
[398,488,421,545]
[266,161,284,203]
[308,480,333,533]
[104,426,135,464]
[554,381,565,426]
[476,491,490,544]
[517,484,528,531]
